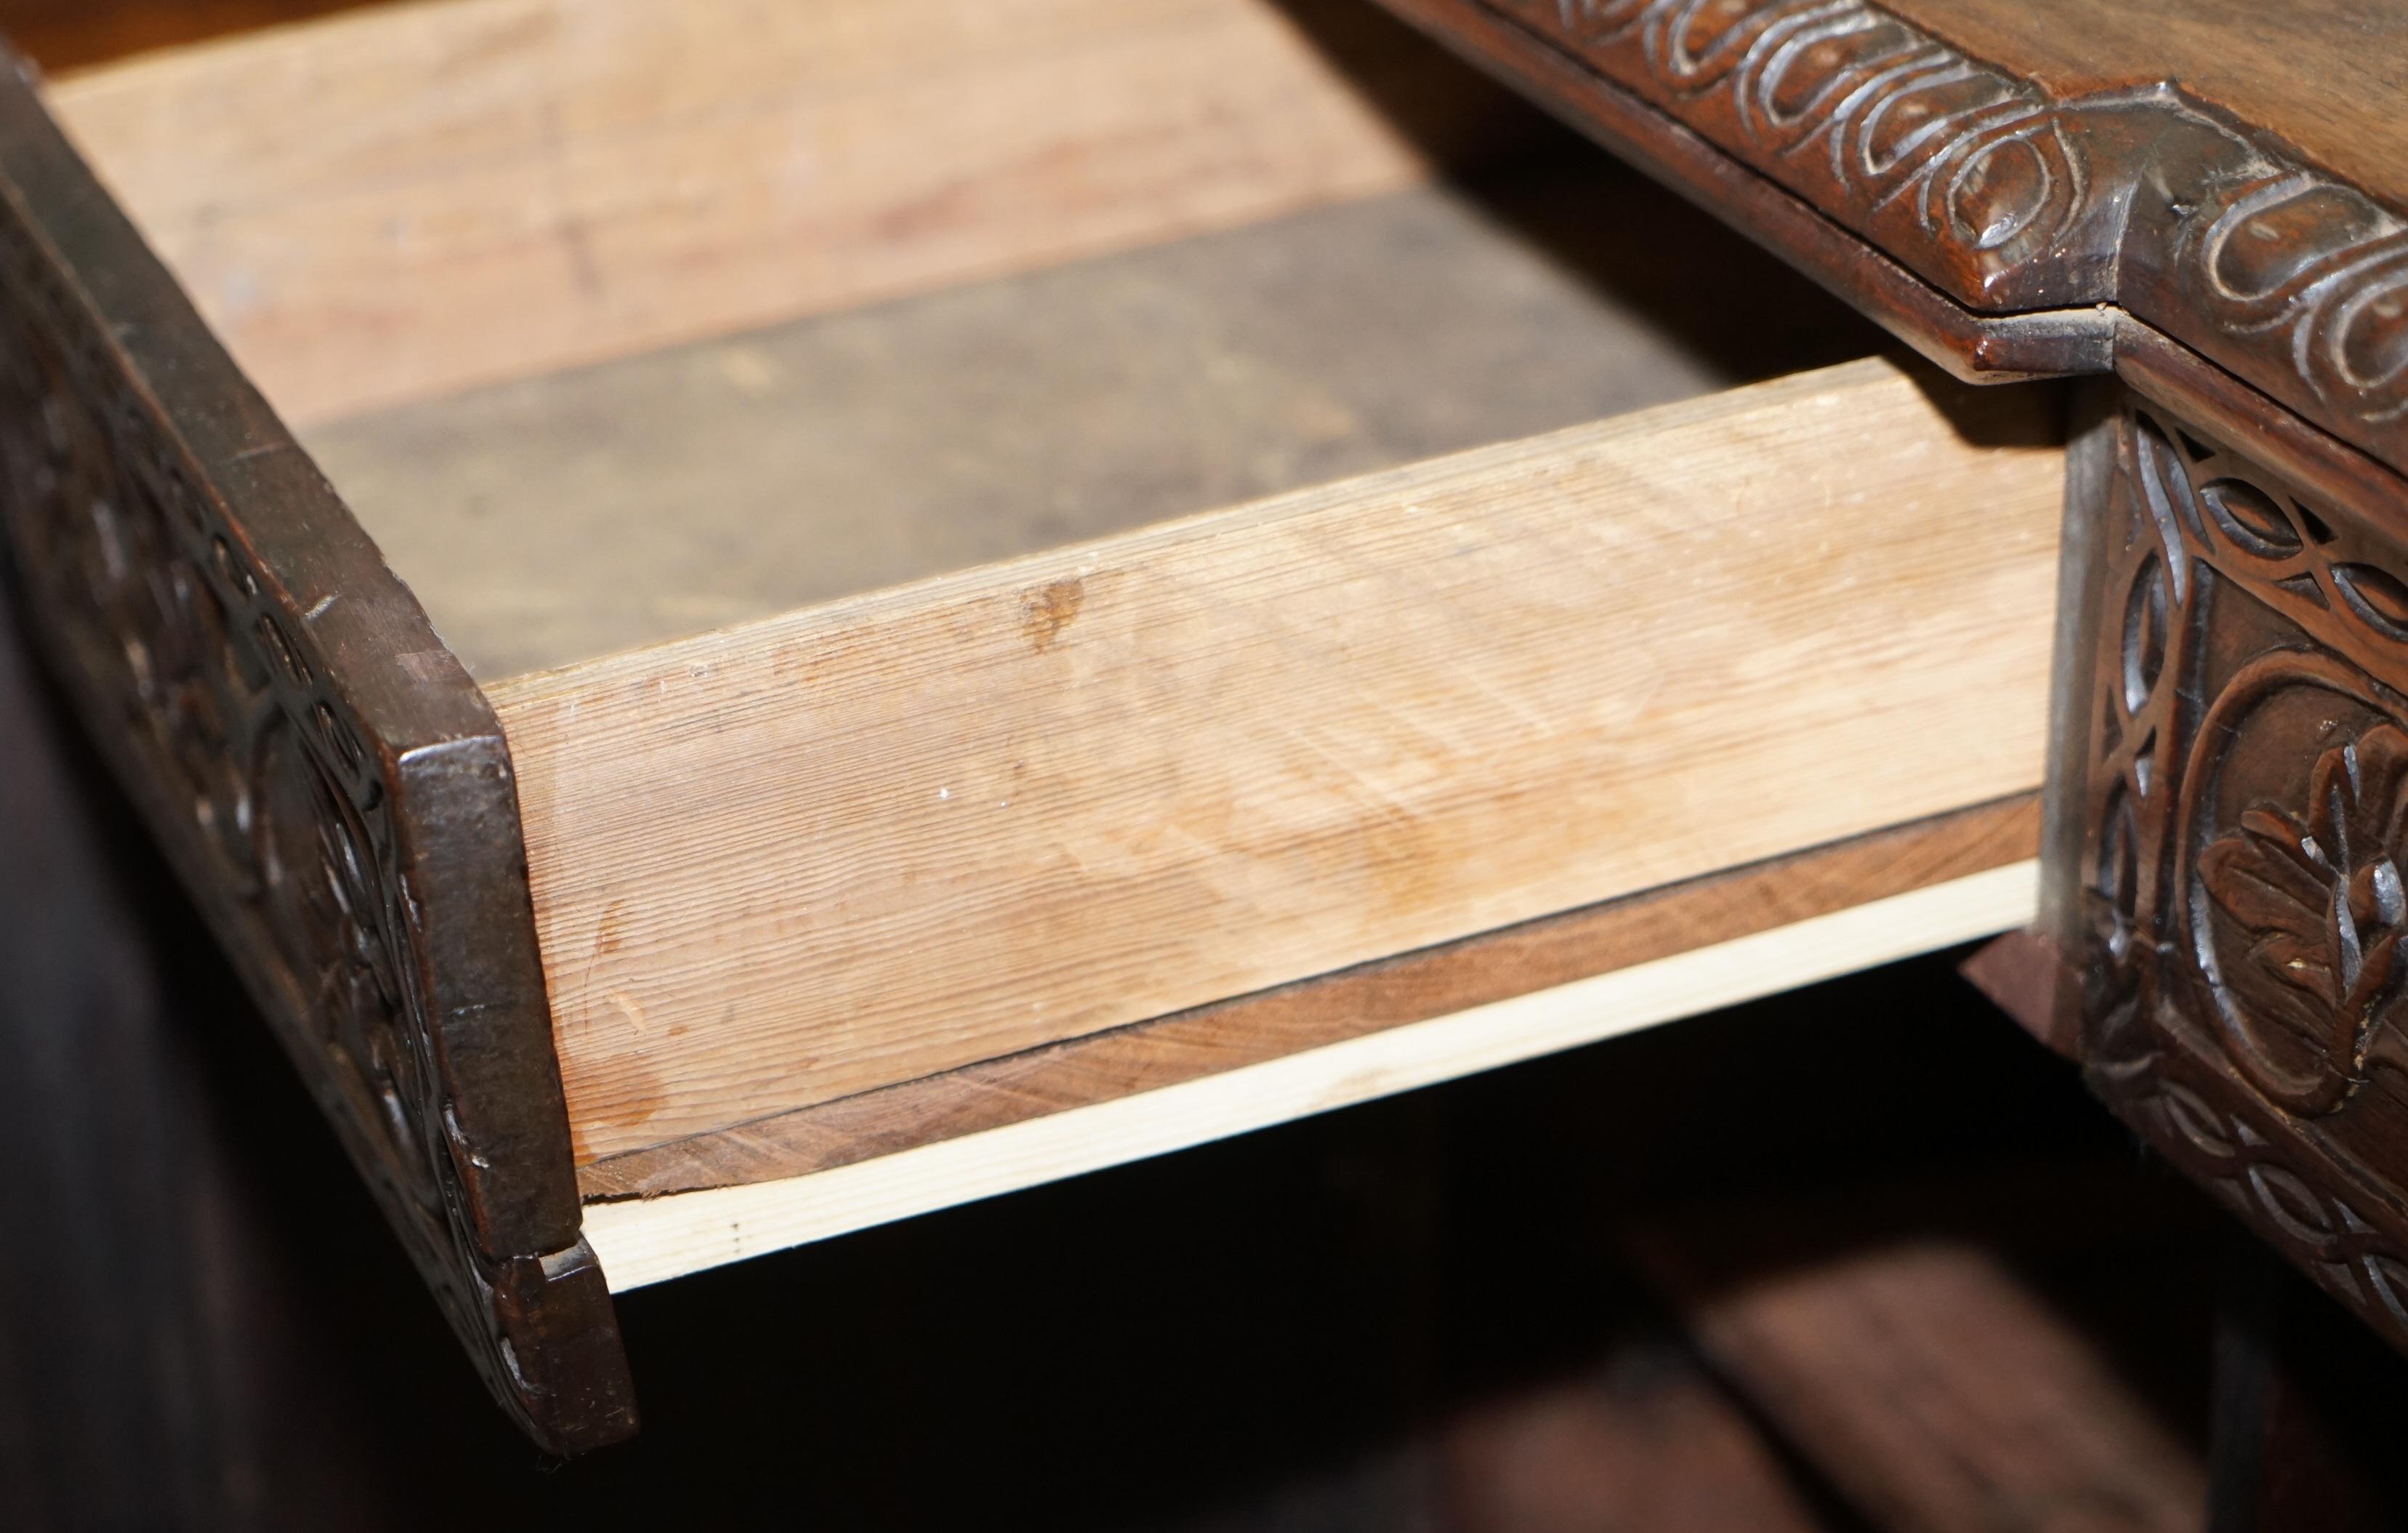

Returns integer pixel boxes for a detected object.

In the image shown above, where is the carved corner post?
[0,55,635,1451]
[2039,340,2408,1356]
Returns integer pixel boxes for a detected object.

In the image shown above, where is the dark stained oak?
[1381,0,2408,480]
[1366,4,2408,1501]
[2045,355,2408,1365]
[1880,0,2408,210]
[0,37,632,1451]
[0,0,2052,1447]
[2208,1239,2408,1533]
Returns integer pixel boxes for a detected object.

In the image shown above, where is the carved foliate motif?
[0,91,634,1451]
[2079,398,2408,1348]
[2196,727,2408,1103]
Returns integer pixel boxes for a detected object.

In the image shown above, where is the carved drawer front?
[2062,388,2408,1348]
[0,54,635,1453]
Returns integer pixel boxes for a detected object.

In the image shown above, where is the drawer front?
[2054,349,2408,1353]
[0,58,634,1452]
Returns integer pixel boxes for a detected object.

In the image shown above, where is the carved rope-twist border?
[1507,0,2090,289]
[2116,1058,2408,1338]
[1467,0,2408,447]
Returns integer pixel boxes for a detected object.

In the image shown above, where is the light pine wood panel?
[47,0,1543,425]
[490,357,2067,1165]
[579,794,2039,1200]
[305,165,1875,679]
[581,859,2039,1287]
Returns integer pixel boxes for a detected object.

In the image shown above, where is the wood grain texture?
[582,858,2038,1288]
[307,161,1876,679]
[490,356,2066,1166]
[580,793,2038,1199]
[45,0,1543,426]
[1634,1194,2208,1533]
[1372,0,2116,387]
[1876,0,2408,216]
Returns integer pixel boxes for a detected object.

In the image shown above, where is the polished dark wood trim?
[0,51,632,1452]
[2059,363,2408,1362]
[1371,0,2114,386]
[1960,930,2080,1059]
[1380,0,2408,481]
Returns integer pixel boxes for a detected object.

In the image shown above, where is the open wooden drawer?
[0,0,2067,1451]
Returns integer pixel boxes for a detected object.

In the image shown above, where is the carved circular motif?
[2181,660,2408,1114]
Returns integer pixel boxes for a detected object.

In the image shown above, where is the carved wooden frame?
[2054,379,2408,1351]
[1373,0,2408,1359]
[1381,0,2408,483]
[0,59,635,1452]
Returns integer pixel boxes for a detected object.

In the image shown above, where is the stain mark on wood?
[1023,576,1086,652]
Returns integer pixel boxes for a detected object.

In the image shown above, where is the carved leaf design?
[2081,403,2408,1367]
[2202,728,2408,1085]
[2202,808,2342,1010]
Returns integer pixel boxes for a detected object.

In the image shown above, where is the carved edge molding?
[0,61,635,1453]
[1426,0,2408,479]
[2097,1047,2408,1350]
[2072,389,2408,1356]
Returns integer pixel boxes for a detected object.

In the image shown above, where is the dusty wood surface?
[581,794,2038,1199]
[486,356,2063,1166]
[308,159,1874,679]
[47,0,1547,426]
